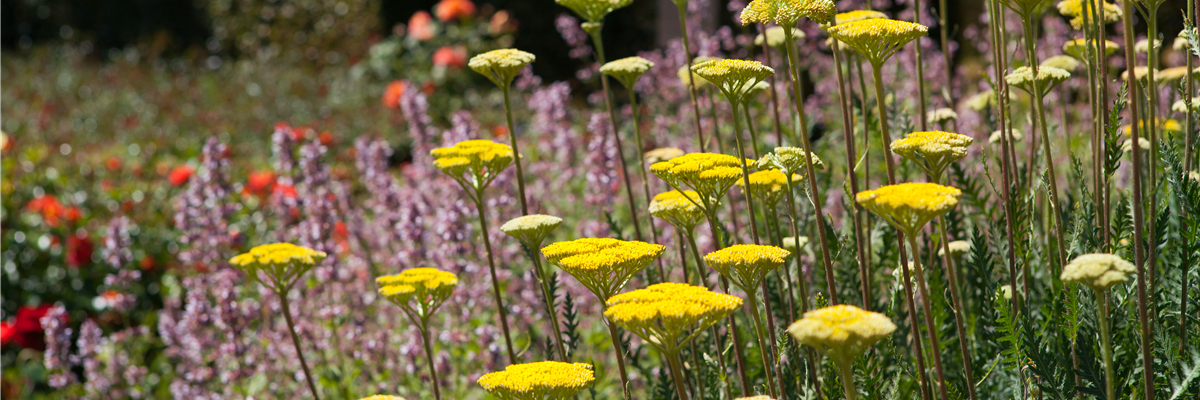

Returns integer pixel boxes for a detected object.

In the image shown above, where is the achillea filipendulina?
[1060,253,1136,292]
[787,305,896,366]
[1121,119,1182,136]
[998,284,1015,300]
[825,19,928,66]
[501,214,564,249]
[890,131,974,180]
[1056,0,1121,29]
[229,243,327,285]
[478,361,596,400]
[703,244,790,293]
[604,282,742,353]
[1122,138,1151,153]
[376,268,458,318]
[938,240,971,256]
[690,59,775,105]
[856,183,962,236]
[649,190,706,233]
[555,0,631,22]
[1173,98,1200,114]
[1006,66,1071,96]
[430,140,515,191]
[650,152,749,208]
[678,61,712,88]
[737,169,794,206]
[756,146,825,174]
[834,10,887,25]
[1041,55,1081,72]
[1157,66,1199,84]
[469,49,536,89]
[541,238,665,300]
[926,108,958,125]
[601,56,655,88]
[740,0,836,26]
[781,236,809,252]
[989,129,1024,144]
[644,147,687,165]
[1063,39,1119,60]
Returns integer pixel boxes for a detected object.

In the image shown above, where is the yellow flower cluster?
[756,146,825,175]
[604,282,742,353]
[601,56,655,88]
[787,305,896,366]
[376,268,458,318]
[677,57,716,88]
[229,243,327,288]
[856,183,961,236]
[741,0,836,27]
[1060,253,1136,292]
[469,49,536,89]
[1056,0,1121,29]
[703,244,790,293]
[649,190,706,233]
[1121,118,1183,136]
[501,214,563,249]
[1005,66,1071,96]
[1158,66,1199,84]
[825,19,928,65]
[1063,38,1119,60]
[430,140,515,191]
[541,238,665,300]
[737,169,795,206]
[890,131,973,180]
[835,10,887,25]
[651,152,748,209]
[555,0,632,23]
[690,59,775,104]
[478,361,596,400]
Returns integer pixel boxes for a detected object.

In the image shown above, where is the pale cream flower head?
[1157,66,1199,84]
[469,49,536,90]
[691,59,775,105]
[826,19,928,66]
[1041,55,1081,72]
[1005,66,1071,96]
[890,131,973,181]
[938,240,972,257]
[644,147,687,165]
[926,108,959,125]
[856,183,962,236]
[787,305,897,366]
[501,214,564,249]
[757,146,826,175]
[999,0,1052,19]
[1122,138,1151,153]
[1120,66,1155,82]
[781,236,809,252]
[998,284,1015,300]
[555,0,632,23]
[740,0,836,27]
[1172,98,1200,114]
[1063,38,1119,61]
[601,56,655,89]
[755,26,795,48]
[1174,36,1192,51]
[989,129,1024,144]
[1134,38,1162,54]
[1060,253,1136,292]
[649,190,706,233]
[965,90,997,111]
[478,361,596,400]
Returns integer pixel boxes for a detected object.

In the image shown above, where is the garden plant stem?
[746,292,779,398]
[473,195,518,364]
[1096,292,1116,400]
[629,83,669,282]
[502,87,531,216]
[676,3,708,152]
[706,218,752,394]
[1183,0,1196,354]
[685,233,737,400]
[589,30,647,243]
[419,321,443,400]
[906,234,951,400]
[935,216,978,400]
[1020,17,1070,273]
[280,294,322,400]
[913,0,930,131]
[987,0,1024,312]
[759,24,785,147]
[604,319,634,400]
[529,252,569,361]
[830,41,871,311]
[730,102,763,246]
[666,350,693,400]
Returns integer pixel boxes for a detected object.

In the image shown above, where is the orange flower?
[274,183,298,199]
[246,170,277,196]
[319,131,335,145]
[382,80,407,109]
[26,195,66,227]
[433,45,468,69]
[63,206,82,224]
[140,255,156,271]
[492,125,509,137]
[436,0,476,21]
[408,11,436,41]
[168,165,194,187]
[489,10,518,34]
[105,157,122,171]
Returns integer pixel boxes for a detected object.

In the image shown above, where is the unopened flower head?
[737,169,795,206]
[431,140,515,191]
[989,128,1024,144]
[1120,66,1155,82]
[926,108,959,124]
[1005,66,1071,96]
[1041,55,1081,72]
[856,183,962,236]
[938,240,972,256]
[478,361,596,400]
[890,131,974,180]
[787,305,896,366]
[1060,253,1136,292]
[645,147,687,165]
[1134,38,1161,54]
[835,10,887,25]
[501,214,564,249]
[755,26,792,48]
[601,56,655,89]
[229,243,327,287]
[1056,0,1121,29]
[469,49,536,89]
[555,0,632,23]
[825,19,928,66]
[649,190,706,233]
[542,238,665,300]
[376,268,458,319]
[756,146,825,175]
[781,236,809,252]
[703,244,790,293]
[741,0,836,27]
[1063,39,1119,60]
[691,59,775,105]
[651,152,749,210]
[604,282,742,353]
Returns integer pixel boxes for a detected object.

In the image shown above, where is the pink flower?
[408,11,436,41]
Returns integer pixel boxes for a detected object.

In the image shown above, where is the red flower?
[435,0,476,21]
[334,221,351,253]
[432,45,468,69]
[408,11,436,41]
[63,206,82,224]
[26,195,65,227]
[12,304,63,351]
[492,125,509,138]
[0,321,13,346]
[274,184,298,199]
[140,255,156,271]
[245,170,277,197]
[168,165,194,187]
[382,80,407,110]
[66,232,93,268]
[319,131,335,145]
[105,157,122,171]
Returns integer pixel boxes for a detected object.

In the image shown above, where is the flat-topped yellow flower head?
[470,49,536,89]
[541,238,665,301]
[1120,66,1155,82]
[431,140,515,191]
[605,282,742,353]
[1158,66,1200,84]
[737,169,795,206]
[555,0,632,23]
[835,10,887,25]
[1056,0,1121,29]
[478,361,596,400]
[856,183,961,236]
[644,147,687,165]
[756,146,825,175]
[787,305,896,366]
[376,268,458,319]
[890,131,974,181]
[501,214,564,249]
[1060,253,1136,292]
[601,56,655,89]
[781,236,809,252]
[649,190,706,233]
[826,19,927,66]
[1006,66,1071,96]
[691,59,775,105]
[703,244,790,293]
[1063,39,1119,61]
[741,0,836,26]
[230,243,327,287]
[650,152,749,211]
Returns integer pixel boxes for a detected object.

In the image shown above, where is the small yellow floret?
[1060,253,1136,292]
[478,361,596,400]
[835,10,887,25]
[737,169,796,206]
[856,183,961,236]
[1055,0,1121,29]
[652,152,749,209]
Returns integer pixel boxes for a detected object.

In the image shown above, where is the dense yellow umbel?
[649,190,706,233]
[554,0,631,23]
[890,131,973,181]
[856,183,962,236]
[825,19,927,66]
[690,59,775,105]
[703,244,790,293]
[376,268,458,320]
[541,238,665,301]
[787,305,896,367]
[478,361,596,400]
[469,49,536,89]
[756,146,825,175]
[604,282,742,354]
[430,140,515,191]
[651,152,749,212]
[834,10,887,25]
[229,243,327,288]
[740,0,836,26]
[1060,253,1136,292]
[737,169,796,206]
[1055,0,1122,29]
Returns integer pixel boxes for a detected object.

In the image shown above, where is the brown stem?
[590,30,646,243]
[606,319,634,400]
[831,41,871,310]
[936,216,978,400]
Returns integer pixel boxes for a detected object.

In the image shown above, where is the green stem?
[474,194,518,364]
[831,41,871,311]
[744,104,762,158]
[1097,290,1115,400]
[731,100,763,246]
[768,207,798,321]
[677,4,708,152]
[605,315,634,400]
[838,358,858,400]
[502,87,530,216]
[907,233,950,400]
[935,216,978,400]
[1146,11,1160,296]
[588,29,646,243]
[529,251,569,361]
[987,0,1025,313]
[419,320,443,400]
[666,350,692,400]
[628,79,668,282]
[705,217,752,394]
[1021,17,1069,274]
[686,231,735,400]
[746,292,779,398]
[913,0,930,131]
[280,294,322,400]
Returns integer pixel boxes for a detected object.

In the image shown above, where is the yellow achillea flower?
[737,169,796,206]
[1157,66,1199,84]
[740,0,836,26]
[756,146,826,175]
[703,244,790,294]
[469,49,536,90]
[835,10,887,25]
[1056,0,1121,29]
[478,361,596,400]
[889,131,973,181]
[376,268,458,320]
[357,396,405,400]
[555,0,631,23]
[541,238,665,301]
[678,58,713,88]
[1121,118,1182,136]
[1063,38,1119,60]
[1060,253,1136,292]
[1006,65,1071,96]
[690,59,775,105]
[604,282,742,354]
[430,140,515,191]
[651,152,749,213]
[501,214,563,250]
[649,190,706,233]
[644,147,687,165]
[1041,55,1081,72]
[601,56,655,89]
[825,19,927,66]
[856,183,962,236]
[229,243,327,286]
[787,304,896,369]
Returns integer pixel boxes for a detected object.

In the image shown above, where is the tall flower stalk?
[788,305,897,400]
[501,215,569,361]
[375,268,459,400]
[670,0,710,151]
[469,49,536,216]
[1060,254,1137,400]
